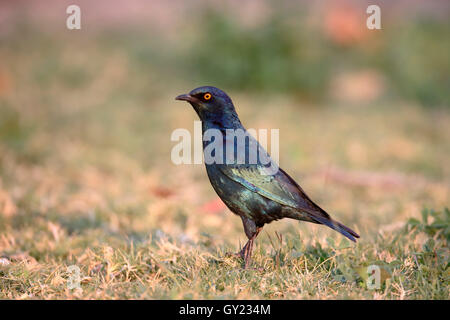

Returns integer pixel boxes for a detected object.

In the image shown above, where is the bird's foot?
[225,251,244,259]
[243,253,252,269]
[244,266,264,272]
[242,258,264,272]
[225,243,247,260]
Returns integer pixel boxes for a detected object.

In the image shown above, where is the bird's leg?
[235,241,248,259]
[243,239,254,269]
[242,227,262,269]
[237,217,263,268]
[225,240,247,259]
[233,239,250,260]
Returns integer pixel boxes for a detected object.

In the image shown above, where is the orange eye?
[203,93,212,100]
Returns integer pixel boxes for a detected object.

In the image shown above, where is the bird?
[175,86,359,268]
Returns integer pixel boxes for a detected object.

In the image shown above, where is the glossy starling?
[176,86,359,268]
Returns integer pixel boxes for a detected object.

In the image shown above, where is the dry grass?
[0,30,449,300]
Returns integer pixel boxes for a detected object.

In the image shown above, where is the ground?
[0,31,449,300]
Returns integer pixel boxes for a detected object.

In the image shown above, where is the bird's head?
[175,86,239,125]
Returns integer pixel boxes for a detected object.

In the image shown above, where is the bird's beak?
[175,93,200,104]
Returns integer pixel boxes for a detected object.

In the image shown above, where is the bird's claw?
[225,251,244,259]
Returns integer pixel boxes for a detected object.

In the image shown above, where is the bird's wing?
[219,164,359,242]
[217,164,330,218]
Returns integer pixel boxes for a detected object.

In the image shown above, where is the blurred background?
[0,0,449,297]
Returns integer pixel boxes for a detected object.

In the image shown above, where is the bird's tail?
[309,213,360,242]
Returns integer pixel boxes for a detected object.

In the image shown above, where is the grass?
[0,25,449,299]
